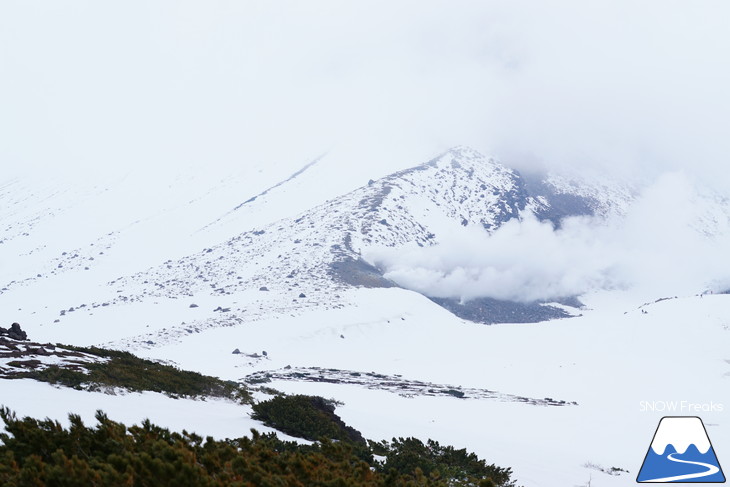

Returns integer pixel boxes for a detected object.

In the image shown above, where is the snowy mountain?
[10,146,635,351]
[1,147,729,487]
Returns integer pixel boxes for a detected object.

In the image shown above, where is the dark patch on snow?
[198,153,327,232]
[244,366,577,406]
[482,169,529,231]
[358,184,392,213]
[328,258,397,288]
[430,297,574,324]
[521,172,598,227]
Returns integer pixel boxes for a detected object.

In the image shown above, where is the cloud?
[1,1,729,189]
[365,172,730,302]
[368,215,617,302]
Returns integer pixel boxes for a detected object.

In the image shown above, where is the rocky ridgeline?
[244,366,578,407]
[105,148,623,329]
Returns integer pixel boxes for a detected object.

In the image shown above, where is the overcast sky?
[1,1,729,184]
[2,1,729,301]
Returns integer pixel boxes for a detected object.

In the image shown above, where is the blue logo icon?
[637,416,725,483]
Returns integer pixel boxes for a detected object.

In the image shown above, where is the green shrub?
[251,394,365,444]
[375,437,516,487]
[14,345,251,403]
[0,408,517,487]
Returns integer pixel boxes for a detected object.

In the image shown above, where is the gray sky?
[1,1,729,184]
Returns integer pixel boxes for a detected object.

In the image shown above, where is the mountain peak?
[442,145,489,160]
[427,146,501,172]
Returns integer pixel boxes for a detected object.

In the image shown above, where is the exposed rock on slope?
[100,147,626,339]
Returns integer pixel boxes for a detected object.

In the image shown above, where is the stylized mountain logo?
[637,416,725,483]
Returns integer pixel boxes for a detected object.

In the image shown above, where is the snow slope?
[1,147,728,486]
[0,378,304,443]
[2,147,632,350]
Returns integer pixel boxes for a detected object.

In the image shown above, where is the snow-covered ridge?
[542,172,636,218]
[112,146,625,302]
[46,146,626,348]
[0,146,637,349]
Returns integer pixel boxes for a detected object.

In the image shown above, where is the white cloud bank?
[1,1,729,189]
[366,172,730,302]
[2,2,729,300]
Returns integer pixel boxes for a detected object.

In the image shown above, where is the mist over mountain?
[2,3,730,486]
[369,169,730,303]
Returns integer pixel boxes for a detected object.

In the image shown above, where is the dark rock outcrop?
[0,323,28,341]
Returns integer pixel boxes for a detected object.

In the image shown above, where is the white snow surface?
[0,378,302,443]
[1,148,729,486]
